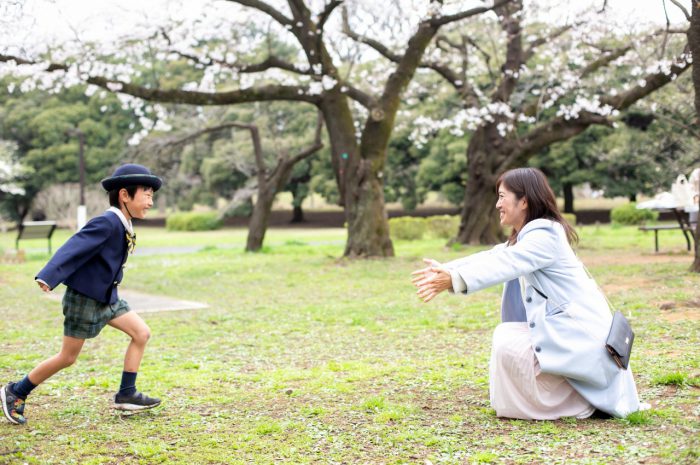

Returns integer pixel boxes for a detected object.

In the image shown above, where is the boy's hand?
[37,282,50,292]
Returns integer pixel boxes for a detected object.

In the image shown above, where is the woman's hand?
[37,281,50,292]
[410,258,442,283]
[411,258,452,303]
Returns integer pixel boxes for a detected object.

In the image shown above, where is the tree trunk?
[246,187,275,252]
[246,156,310,251]
[320,95,395,257]
[694,193,699,272]
[629,193,637,202]
[563,182,574,213]
[291,205,304,223]
[343,166,394,257]
[690,1,700,272]
[454,127,506,245]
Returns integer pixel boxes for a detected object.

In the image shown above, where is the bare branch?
[667,0,691,21]
[225,0,292,26]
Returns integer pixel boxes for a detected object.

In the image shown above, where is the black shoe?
[113,391,161,411]
[1,383,27,425]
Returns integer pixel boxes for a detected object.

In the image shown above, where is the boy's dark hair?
[108,186,139,208]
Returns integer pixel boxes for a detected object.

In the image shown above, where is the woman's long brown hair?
[496,167,578,246]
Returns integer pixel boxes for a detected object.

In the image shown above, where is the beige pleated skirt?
[489,322,595,420]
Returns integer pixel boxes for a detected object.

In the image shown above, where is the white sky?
[0,0,690,51]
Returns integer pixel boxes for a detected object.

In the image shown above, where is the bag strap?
[580,261,617,315]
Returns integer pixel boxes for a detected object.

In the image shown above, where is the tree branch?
[238,56,313,75]
[225,0,292,26]
[165,40,313,76]
[431,0,514,27]
[0,54,321,105]
[523,24,575,62]
[341,7,401,62]
[509,111,613,166]
[343,10,478,97]
[601,54,691,111]
[289,111,324,164]
[149,122,257,152]
[579,45,632,78]
[668,0,691,21]
[317,0,343,32]
[507,53,692,169]
[339,81,377,108]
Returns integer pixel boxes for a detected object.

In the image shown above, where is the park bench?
[16,220,58,254]
[638,223,695,252]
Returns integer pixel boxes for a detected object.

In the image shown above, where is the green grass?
[0,225,698,464]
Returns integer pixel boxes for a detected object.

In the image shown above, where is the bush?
[389,216,427,240]
[166,211,222,231]
[425,215,460,239]
[610,203,658,225]
[561,213,577,226]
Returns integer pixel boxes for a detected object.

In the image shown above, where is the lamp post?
[66,128,86,230]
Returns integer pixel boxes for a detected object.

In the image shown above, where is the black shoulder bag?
[583,264,635,370]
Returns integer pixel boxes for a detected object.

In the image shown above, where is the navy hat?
[101,163,162,192]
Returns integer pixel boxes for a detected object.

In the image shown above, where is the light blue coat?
[445,218,640,418]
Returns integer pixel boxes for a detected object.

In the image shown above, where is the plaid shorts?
[62,287,131,339]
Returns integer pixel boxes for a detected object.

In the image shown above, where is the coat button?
[526,297,532,303]
[535,346,541,353]
[529,322,535,328]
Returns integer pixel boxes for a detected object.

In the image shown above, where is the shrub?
[425,215,460,239]
[388,216,427,240]
[561,213,577,226]
[610,203,658,225]
[166,211,222,231]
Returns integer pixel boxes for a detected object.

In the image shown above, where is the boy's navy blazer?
[36,212,129,304]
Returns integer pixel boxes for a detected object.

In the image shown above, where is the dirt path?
[46,288,208,314]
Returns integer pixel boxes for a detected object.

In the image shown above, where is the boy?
[2,163,163,425]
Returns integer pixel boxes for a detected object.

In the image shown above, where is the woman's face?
[496,185,528,230]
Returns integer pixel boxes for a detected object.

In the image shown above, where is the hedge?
[166,211,223,231]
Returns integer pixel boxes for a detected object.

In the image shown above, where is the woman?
[412,167,640,419]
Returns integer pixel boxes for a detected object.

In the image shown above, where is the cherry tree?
[0,0,508,257]
[351,0,692,244]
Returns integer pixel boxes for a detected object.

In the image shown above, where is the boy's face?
[120,186,154,219]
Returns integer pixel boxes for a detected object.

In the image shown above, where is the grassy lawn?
[0,225,698,464]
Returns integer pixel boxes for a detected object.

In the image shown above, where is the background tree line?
[0,0,697,261]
